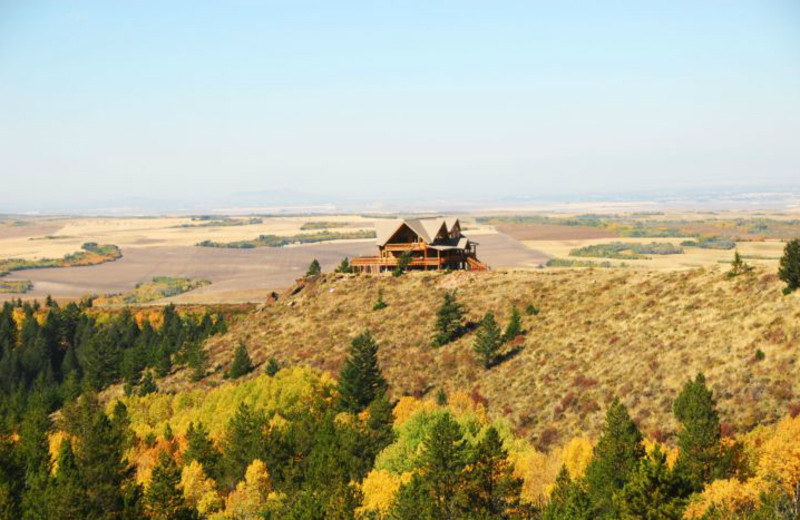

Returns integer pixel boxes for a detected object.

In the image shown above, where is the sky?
[1,1,799,211]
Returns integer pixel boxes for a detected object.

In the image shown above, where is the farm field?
[0,215,538,302]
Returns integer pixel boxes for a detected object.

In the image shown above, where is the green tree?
[372,289,388,311]
[265,356,280,376]
[392,413,471,519]
[673,373,726,492]
[392,251,413,277]
[138,370,157,396]
[616,447,686,520]
[182,422,222,482]
[335,257,352,274]
[584,398,645,518]
[727,250,752,278]
[227,342,253,379]
[221,403,267,488]
[144,451,196,520]
[779,238,800,294]
[503,306,522,342]
[414,413,470,518]
[432,291,465,347]
[338,331,388,413]
[307,259,322,277]
[58,394,142,519]
[543,466,591,520]
[473,312,503,369]
[47,439,90,520]
[466,426,523,517]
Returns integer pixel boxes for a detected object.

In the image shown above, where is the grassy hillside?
[163,266,799,449]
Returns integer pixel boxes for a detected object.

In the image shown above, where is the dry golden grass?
[156,265,800,449]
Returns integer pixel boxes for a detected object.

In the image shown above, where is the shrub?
[306,259,322,277]
[525,304,539,316]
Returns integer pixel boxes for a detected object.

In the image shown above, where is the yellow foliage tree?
[180,460,222,516]
[221,459,283,519]
[560,436,594,480]
[683,477,766,518]
[511,447,562,506]
[358,469,411,518]
[756,414,800,499]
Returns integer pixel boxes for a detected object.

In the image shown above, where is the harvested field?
[495,223,617,240]
[0,231,545,302]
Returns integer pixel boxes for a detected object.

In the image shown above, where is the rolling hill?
[158,265,800,449]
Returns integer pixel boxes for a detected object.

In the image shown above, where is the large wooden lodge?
[351,217,488,273]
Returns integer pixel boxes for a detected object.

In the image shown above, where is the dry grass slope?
[164,266,800,449]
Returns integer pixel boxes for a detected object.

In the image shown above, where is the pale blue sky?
[1,1,799,210]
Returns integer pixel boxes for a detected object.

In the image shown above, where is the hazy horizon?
[2,1,799,213]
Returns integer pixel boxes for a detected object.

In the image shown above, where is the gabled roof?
[374,217,462,246]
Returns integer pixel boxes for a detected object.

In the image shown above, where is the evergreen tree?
[413,413,471,518]
[338,331,387,413]
[335,257,352,274]
[473,312,503,369]
[19,404,51,520]
[466,426,523,517]
[616,447,686,520]
[432,291,465,347]
[503,305,522,342]
[673,373,726,492]
[138,370,158,396]
[144,451,196,520]
[307,259,322,277]
[372,289,388,311]
[221,403,267,488]
[727,250,752,278]
[392,251,413,277]
[184,341,208,382]
[47,439,90,519]
[265,356,280,377]
[58,394,141,518]
[584,398,645,518]
[779,238,800,294]
[542,466,591,520]
[228,342,253,379]
[183,422,222,482]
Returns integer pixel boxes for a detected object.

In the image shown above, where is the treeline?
[0,299,226,429]
[196,230,376,249]
[0,242,122,277]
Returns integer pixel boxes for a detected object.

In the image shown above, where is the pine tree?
[616,447,686,520]
[543,466,591,520]
[673,373,726,492]
[584,398,645,518]
[473,312,502,369]
[265,356,280,377]
[145,451,196,520]
[335,257,352,274]
[183,422,222,482]
[228,342,253,379]
[503,306,522,342]
[58,393,141,518]
[465,426,523,517]
[415,413,471,518]
[372,289,388,311]
[392,251,413,277]
[47,439,90,519]
[338,331,387,413]
[727,250,752,278]
[432,291,465,347]
[307,259,322,277]
[138,370,157,396]
[221,403,267,488]
[779,238,800,294]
